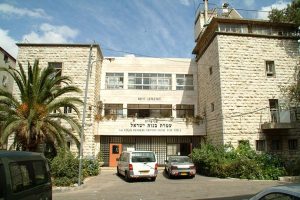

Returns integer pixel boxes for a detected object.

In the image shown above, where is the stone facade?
[15,44,103,157]
[194,17,300,159]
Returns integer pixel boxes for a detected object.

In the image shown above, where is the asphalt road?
[53,168,283,200]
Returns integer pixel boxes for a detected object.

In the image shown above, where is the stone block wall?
[15,44,102,157]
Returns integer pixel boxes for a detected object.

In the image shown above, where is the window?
[48,62,62,78]
[271,140,282,151]
[209,67,213,75]
[218,23,248,33]
[288,139,298,150]
[176,104,194,118]
[9,161,49,193]
[112,145,119,154]
[211,103,215,112]
[266,61,275,77]
[127,104,172,118]
[176,74,194,90]
[269,99,279,123]
[105,73,124,89]
[64,106,72,114]
[2,75,8,87]
[256,140,266,151]
[0,164,5,198]
[3,54,8,63]
[260,192,299,200]
[67,141,71,150]
[104,104,123,118]
[128,73,172,90]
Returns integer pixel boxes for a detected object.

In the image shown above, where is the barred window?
[128,73,171,90]
[48,62,62,78]
[288,139,298,150]
[256,140,265,151]
[176,74,194,90]
[104,104,123,117]
[105,73,124,89]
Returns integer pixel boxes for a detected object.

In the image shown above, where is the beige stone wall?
[197,37,224,145]
[198,34,299,152]
[0,50,15,93]
[15,45,102,157]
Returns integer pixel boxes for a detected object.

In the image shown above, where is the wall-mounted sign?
[138,97,162,101]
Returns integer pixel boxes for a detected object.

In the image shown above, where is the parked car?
[164,155,196,178]
[0,151,52,200]
[249,184,300,200]
[117,150,158,182]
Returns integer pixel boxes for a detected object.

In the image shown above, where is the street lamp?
[78,44,103,186]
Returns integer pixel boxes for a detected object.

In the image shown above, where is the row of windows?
[218,23,298,37]
[106,73,194,91]
[103,104,194,118]
[256,139,299,151]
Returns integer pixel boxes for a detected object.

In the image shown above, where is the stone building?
[15,43,103,156]
[0,46,16,149]
[193,12,300,159]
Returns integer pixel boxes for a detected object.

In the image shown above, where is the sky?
[0,0,292,59]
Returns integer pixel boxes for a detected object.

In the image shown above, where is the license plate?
[139,171,149,174]
[180,172,188,176]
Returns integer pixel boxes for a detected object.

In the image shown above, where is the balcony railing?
[261,109,296,130]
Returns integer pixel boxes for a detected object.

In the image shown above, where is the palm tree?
[0,60,83,152]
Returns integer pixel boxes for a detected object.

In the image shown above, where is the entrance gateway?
[103,136,202,167]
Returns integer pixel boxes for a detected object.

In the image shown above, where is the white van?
[117,151,158,182]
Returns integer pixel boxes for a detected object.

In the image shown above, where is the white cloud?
[258,0,289,20]
[0,3,51,19]
[179,0,192,6]
[22,23,79,43]
[0,29,18,58]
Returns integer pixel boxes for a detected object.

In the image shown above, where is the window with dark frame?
[176,104,194,118]
[256,140,265,151]
[176,74,194,90]
[271,140,282,151]
[63,106,72,114]
[288,139,298,150]
[211,103,215,112]
[104,104,123,118]
[265,61,275,77]
[127,104,172,118]
[48,62,62,79]
[209,67,213,75]
[3,54,8,63]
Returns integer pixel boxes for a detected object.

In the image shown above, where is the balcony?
[261,109,297,131]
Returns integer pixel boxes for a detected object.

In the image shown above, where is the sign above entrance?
[138,97,162,101]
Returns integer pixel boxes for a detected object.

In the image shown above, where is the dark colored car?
[0,151,52,200]
[249,184,300,200]
[164,156,196,178]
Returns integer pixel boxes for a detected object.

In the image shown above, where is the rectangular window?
[105,73,124,89]
[218,24,248,33]
[104,104,123,118]
[127,104,172,118]
[176,74,194,90]
[211,103,215,112]
[209,67,213,75]
[288,139,298,150]
[2,75,8,87]
[269,99,279,123]
[128,73,171,90]
[271,140,282,151]
[4,54,8,63]
[266,61,275,77]
[64,106,72,114]
[176,104,194,118]
[256,140,265,151]
[9,161,48,193]
[48,62,62,78]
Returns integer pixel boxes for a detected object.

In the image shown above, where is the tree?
[0,60,83,152]
[268,0,300,26]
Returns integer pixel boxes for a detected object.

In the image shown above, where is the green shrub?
[191,142,287,180]
[50,148,100,186]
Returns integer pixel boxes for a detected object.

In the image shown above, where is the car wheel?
[117,167,120,176]
[150,177,156,182]
[168,169,173,179]
[125,171,131,182]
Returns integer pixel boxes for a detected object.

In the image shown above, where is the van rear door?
[131,152,157,176]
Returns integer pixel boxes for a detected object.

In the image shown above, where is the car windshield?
[131,152,156,162]
[169,157,191,163]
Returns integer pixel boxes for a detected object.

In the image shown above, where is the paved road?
[53,169,283,200]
